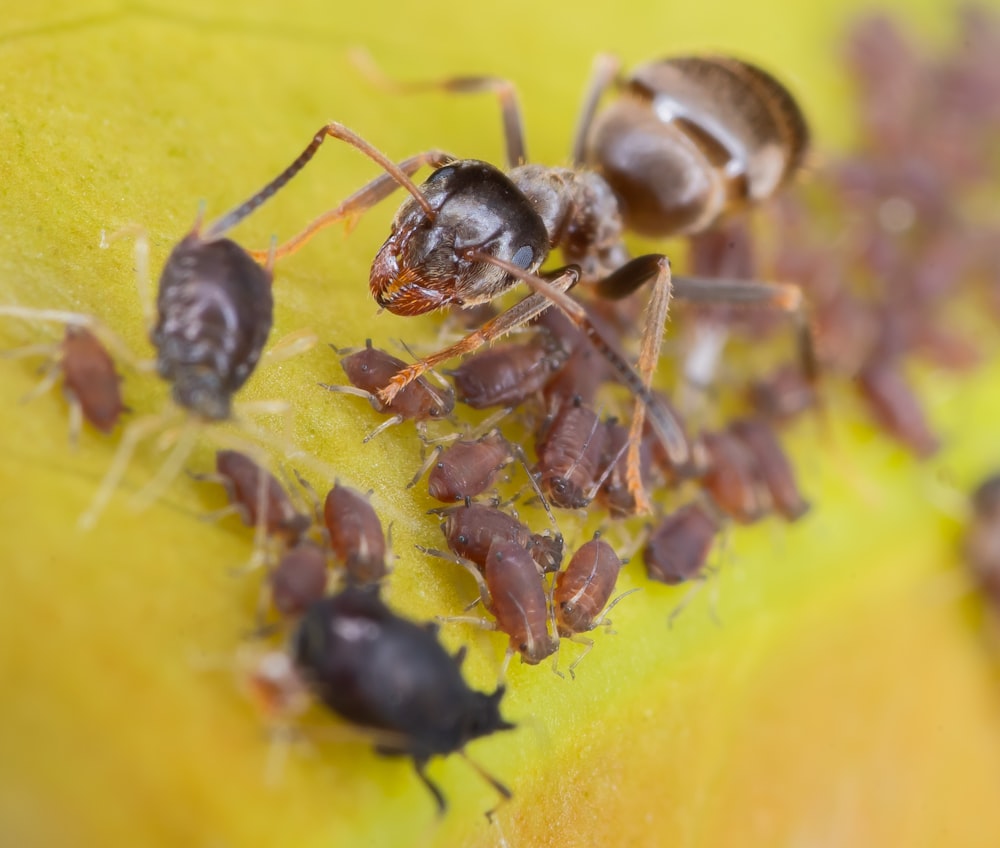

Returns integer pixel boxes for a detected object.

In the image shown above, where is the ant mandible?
[240,53,811,513]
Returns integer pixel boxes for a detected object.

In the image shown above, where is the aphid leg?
[570,53,623,165]
[260,327,319,368]
[130,416,200,511]
[0,340,60,361]
[407,444,444,490]
[565,635,595,680]
[508,441,557,528]
[416,545,491,607]
[351,48,527,168]
[362,414,405,443]
[667,579,708,629]
[78,410,179,530]
[413,758,448,815]
[591,587,642,633]
[65,387,85,448]
[100,224,156,331]
[237,124,454,262]
[378,266,581,405]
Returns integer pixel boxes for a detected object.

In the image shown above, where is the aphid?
[552,534,632,677]
[321,483,389,586]
[240,51,812,511]
[748,364,818,423]
[268,539,330,619]
[535,398,609,510]
[449,334,567,410]
[449,539,559,671]
[696,430,771,523]
[596,417,659,518]
[855,354,939,457]
[0,311,128,439]
[728,418,810,521]
[322,340,454,442]
[292,586,514,812]
[643,501,721,585]
[413,429,515,502]
[202,449,311,543]
[82,149,330,528]
[966,475,1000,605]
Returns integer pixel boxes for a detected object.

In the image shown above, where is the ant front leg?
[378,266,581,405]
[352,49,528,168]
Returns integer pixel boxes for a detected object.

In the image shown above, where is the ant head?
[369,160,549,316]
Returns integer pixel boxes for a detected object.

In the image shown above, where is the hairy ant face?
[369,160,549,316]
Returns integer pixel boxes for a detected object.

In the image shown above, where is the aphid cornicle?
[292,587,514,812]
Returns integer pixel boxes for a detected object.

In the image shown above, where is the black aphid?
[292,587,514,812]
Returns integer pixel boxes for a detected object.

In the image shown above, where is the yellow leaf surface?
[2,1,1000,846]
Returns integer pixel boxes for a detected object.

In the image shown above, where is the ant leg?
[352,48,527,168]
[379,267,581,405]
[570,53,622,165]
[413,759,448,815]
[459,750,513,805]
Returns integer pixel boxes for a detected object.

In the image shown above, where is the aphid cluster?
[10,8,995,821]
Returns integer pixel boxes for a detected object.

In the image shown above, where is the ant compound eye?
[510,245,534,270]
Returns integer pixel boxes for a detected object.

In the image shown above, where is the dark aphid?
[697,430,771,523]
[324,340,454,441]
[212,450,311,543]
[643,502,721,585]
[728,418,810,521]
[481,539,559,667]
[527,531,565,574]
[153,232,273,421]
[323,483,388,586]
[449,335,567,410]
[269,540,330,619]
[292,586,514,812]
[535,398,608,510]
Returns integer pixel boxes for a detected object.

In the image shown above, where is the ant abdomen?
[584,56,809,236]
[153,234,274,420]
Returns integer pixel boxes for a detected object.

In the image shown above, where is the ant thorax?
[508,164,629,280]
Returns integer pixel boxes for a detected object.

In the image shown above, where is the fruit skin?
[2,1,1000,847]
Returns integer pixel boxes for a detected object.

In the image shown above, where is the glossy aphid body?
[419,430,515,502]
[268,539,330,619]
[643,501,721,585]
[323,483,389,586]
[553,535,624,636]
[727,417,810,521]
[324,340,454,441]
[292,586,513,812]
[211,449,311,543]
[696,430,771,524]
[535,398,609,511]
[449,335,568,410]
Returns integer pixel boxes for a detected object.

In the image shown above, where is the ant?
[233,52,811,513]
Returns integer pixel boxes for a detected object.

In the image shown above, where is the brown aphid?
[59,326,127,433]
[697,430,771,523]
[214,450,311,543]
[966,475,1000,605]
[855,355,939,457]
[535,398,608,510]
[323,483,388,586]
[482,539,559,666]
[426,430,513,502]
[728,418,810,521]
[527,531,565,574]
[597,417,659,519]
[449,335,567,410]
[553,535,624,636]
[748,364,818,423]
[324,340,454,441]
[269,540,330,619]
[644,502,721,585]
[441,501,533,570]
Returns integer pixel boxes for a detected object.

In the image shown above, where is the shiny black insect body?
[292,587,513,812]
